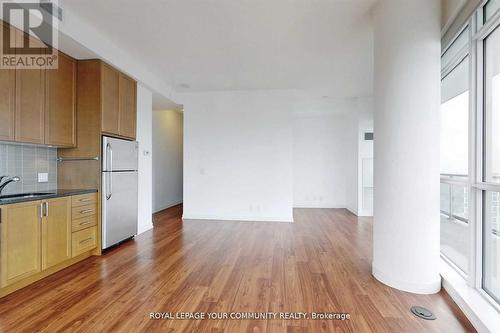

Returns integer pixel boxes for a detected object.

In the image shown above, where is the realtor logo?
[1,0,58,69]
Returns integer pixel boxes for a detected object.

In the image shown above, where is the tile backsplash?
[0,143,57,194]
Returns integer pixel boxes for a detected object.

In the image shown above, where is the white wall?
[152,110,184,212]
[345,114,360,214]
[181,90,294,222]
[344,98,374,216]
[136,84,154,234]
[292,114,351,208]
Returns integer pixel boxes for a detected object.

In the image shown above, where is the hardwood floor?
[0,206,474,332]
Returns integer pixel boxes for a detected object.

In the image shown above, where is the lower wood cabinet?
[41,197,72,270]
[72,203,97,220]
[0,201,42,288]
[0,192,98,293]
[72,226,97,258]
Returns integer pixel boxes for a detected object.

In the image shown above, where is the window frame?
[445,0,500,311]
[440,22,473,280]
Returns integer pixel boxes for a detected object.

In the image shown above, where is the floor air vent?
[410,306,436,320]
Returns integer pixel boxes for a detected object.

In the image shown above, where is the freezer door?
[102,171,138,249]
[102,136,139,171]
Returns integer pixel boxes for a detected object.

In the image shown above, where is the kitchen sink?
[0,192,56,200]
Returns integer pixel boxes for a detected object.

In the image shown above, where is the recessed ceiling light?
[179,83,190,89]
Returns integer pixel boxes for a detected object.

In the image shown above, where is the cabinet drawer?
[72,203,97,220]
[72,193,97,207]
[72,215,97,232]
[72,226,96,257]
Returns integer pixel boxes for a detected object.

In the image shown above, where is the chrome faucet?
[0,176,21,195]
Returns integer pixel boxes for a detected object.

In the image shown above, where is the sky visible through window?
[440,91,469,176]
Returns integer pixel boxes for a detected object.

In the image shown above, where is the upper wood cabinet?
[0,22,76,147]
[0,201,42,288]
[0,69,15,141]
[100,62,137,140]
[41,197,72,270]
[14,26,46,145]
[101,63,120,135]
[15,66,46,144]
[45,52,77,147]
[118,73,137,139]
[0,22,15,141]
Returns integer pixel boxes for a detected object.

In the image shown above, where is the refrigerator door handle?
[106,143,113,200]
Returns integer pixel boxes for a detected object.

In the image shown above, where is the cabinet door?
[0,201,42,288]
[0,69,15,141]
[101,63,120,135]
[118,73,137,139]
[14,30,45,144]
[45,52,76,147]
[41,197,71,270]
[0,22,15,141]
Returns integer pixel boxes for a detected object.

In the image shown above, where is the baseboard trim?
[182,214,294,223]
[293,204,346,209]
[372,265,441,295]
[346,206,358,216]
[137,223,154,235]
[153,200,183,214]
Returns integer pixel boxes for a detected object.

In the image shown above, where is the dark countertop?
[0,189,98,205]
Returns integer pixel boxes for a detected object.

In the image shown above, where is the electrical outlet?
[38,173,48,183]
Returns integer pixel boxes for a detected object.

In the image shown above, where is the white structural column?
[372,0,442,294]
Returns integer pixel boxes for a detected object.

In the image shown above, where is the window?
[440,183,470,273]
[485,0,500,23]
[441,57,469,177]
[484,26,500,185]
[482,22,500,303]
[483,191,500,303]
[440,30,470,275]
[443,0,500,309]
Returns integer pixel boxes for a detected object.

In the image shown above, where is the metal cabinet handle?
[79,237,94,244]
[79,220,94,226]
[79,198,91,202]
[39,202,49,218]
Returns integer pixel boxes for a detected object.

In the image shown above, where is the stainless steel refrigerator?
[102,136,139,250]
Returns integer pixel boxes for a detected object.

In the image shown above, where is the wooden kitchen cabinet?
[15,66,46,144]
[101,63,120,135]
[72,226,97,258]
[100,62,137,139]
[0,201,42,288]
[45,52,77,147]
[0,192,97,297]
[0,69,15,141]
[0,21,76,146]
[14,28,46,144]
[118,73,137,139]
[0,22,15,141]
[41,197,72,270]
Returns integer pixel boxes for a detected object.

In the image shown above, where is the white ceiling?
[61,0,375,103]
